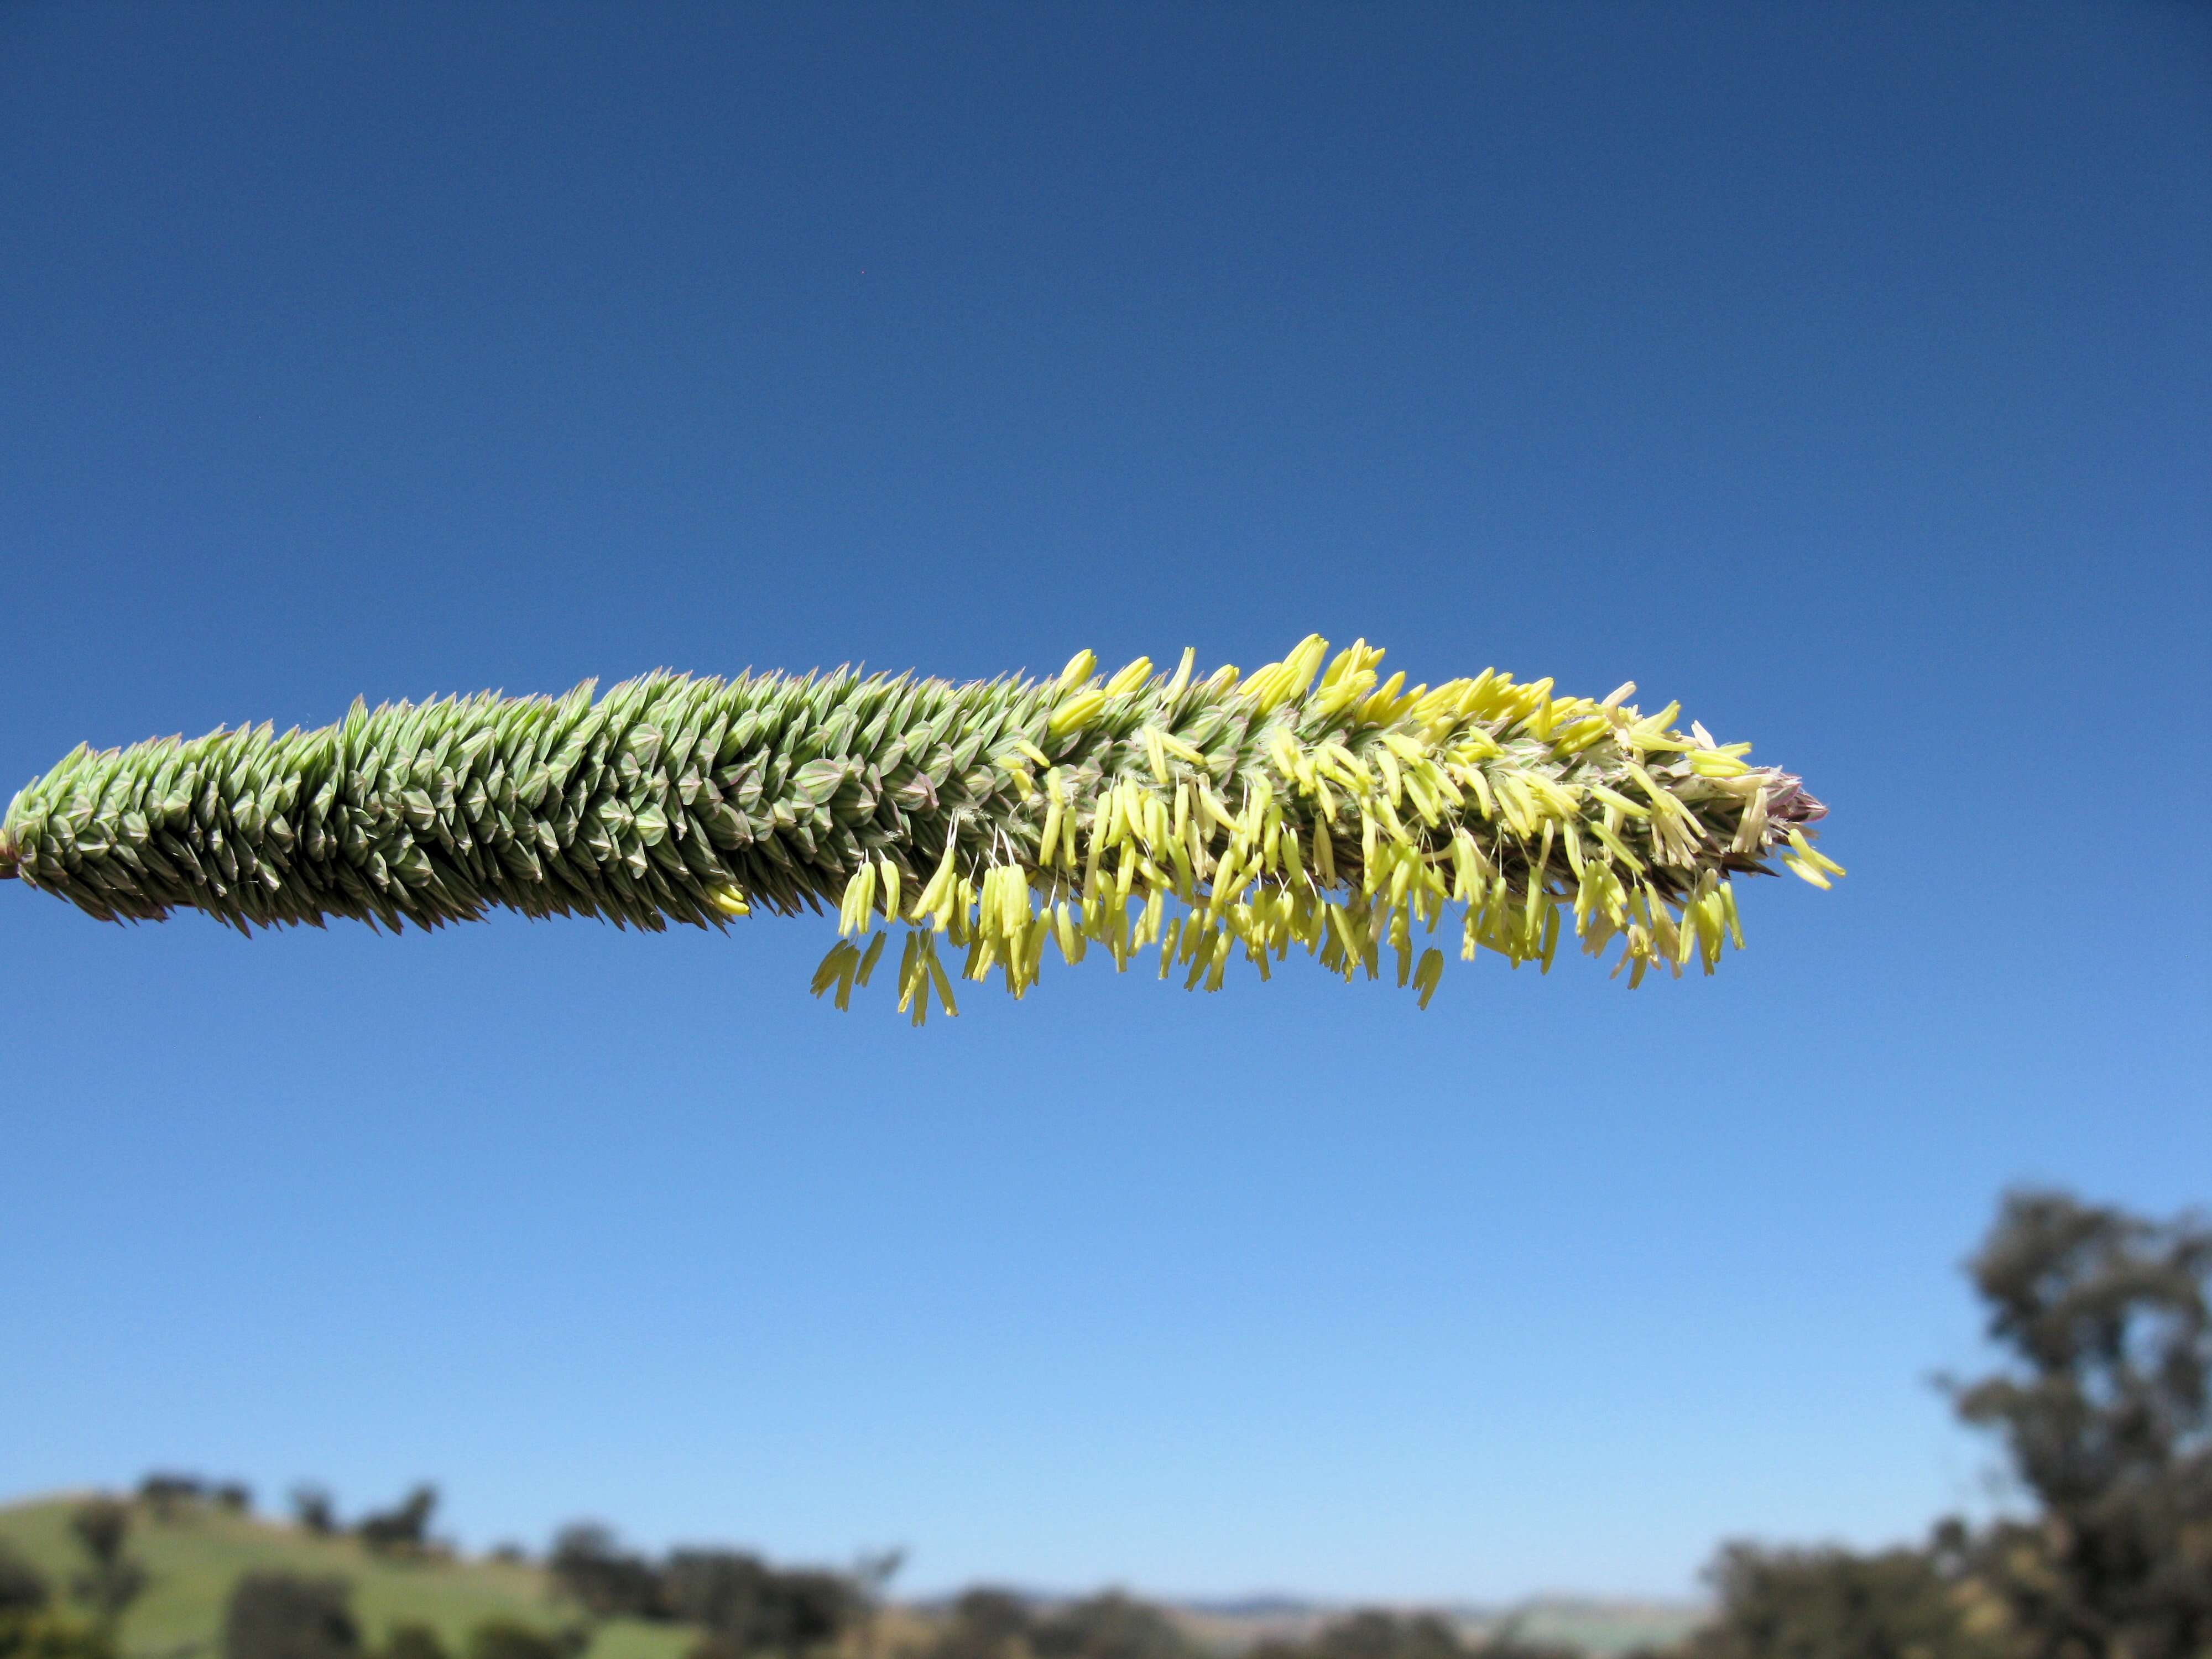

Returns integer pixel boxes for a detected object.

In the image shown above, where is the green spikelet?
[0,638,1840,1016]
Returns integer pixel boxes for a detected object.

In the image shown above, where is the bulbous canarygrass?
[0,637,1838,1020]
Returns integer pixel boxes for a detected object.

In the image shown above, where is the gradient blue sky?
[3,0,2207,1606]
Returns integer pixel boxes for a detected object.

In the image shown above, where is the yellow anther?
[1103,656,1155,698]
[1047,688,1107,735]
[1164,646,1196,700]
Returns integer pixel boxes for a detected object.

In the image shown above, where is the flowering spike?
[0,641,1837,1015]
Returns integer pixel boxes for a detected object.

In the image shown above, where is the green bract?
[0,638,1839,1019]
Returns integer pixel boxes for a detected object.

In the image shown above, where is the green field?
[0,1495,690,1659]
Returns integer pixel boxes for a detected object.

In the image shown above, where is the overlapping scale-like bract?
[0,637,1839,1019]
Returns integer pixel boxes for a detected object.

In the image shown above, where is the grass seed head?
[2,639,1836,1015]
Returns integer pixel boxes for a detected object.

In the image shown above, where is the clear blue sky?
[2,0,2206,1607]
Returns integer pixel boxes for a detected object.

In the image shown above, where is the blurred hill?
[0,1494,690,1659]
[1,1493,1697,1659]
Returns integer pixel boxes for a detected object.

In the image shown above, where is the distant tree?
[374,1626,448,1659]
[356,1488,439,1557]
[221,1575,359,1659]
[1684,1538,2001,1659]
[0,1550,48,1621]
[213,1485,254,1516]
[547,1526,662,1621]
[662,1551,771,1639]
[67,1501,149,1631]
[927,1590,1033,1659]
[758,1570,856,1659]
[1248,1609,1569,1659]
[1030,1593,1198,1659]
[67,1506,127,1573]
[291,1489,338,1538]
[138,1476,206,1521]
[850,1552,905,1659]
[1944,1189,2212,1659]
[1306,1612,1468,1659]
[0,1552,107,1659]
[464,1625,566,1659]
[486,1547,529,1568]
[852,1553,905,1599]
[671,1553,857,1659]
[1347,1612,1460,1659]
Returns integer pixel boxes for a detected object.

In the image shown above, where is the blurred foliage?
[547,1534,660,1625]
[1686,1187,2211,1659]
[377,1624,452,1659]
[1030,1593,1196,1659]
[1259,1612,1467,1659]
[66,1505,147,1633]
[222,1574,360,1659]
[357,1493,440,1561]
[290,1496,338,1542]
[0,1550,51,1622]
[670,1556,855,1659]
[544,1527,864,1659]
[0,1540,109,1659]
[1683,1538,2002,1659]
[920,1590,1201,1659]
[1944,1192,2211,1659]
[0,1612,114,1659]
[1251,1610,1575,1659]
[138,1480,251,1525]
